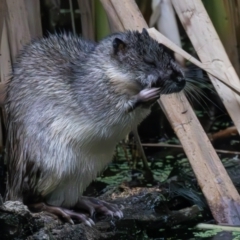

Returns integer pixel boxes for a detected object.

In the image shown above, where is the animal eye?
[143,57,156,67]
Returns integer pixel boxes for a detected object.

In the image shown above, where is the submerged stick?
[196,223,240,232]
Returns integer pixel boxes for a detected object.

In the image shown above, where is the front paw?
[125,88,160,112]
[137,88,161,103]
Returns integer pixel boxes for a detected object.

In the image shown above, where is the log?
[100,0,240,224]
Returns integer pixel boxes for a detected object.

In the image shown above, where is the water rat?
[5,29,185,226]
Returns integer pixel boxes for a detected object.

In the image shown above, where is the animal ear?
[113,38,126,54]
[142,28,149,37]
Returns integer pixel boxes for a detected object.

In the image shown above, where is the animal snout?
[170,71,185,88]
[175,76,186,89]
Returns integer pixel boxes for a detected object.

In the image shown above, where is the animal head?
[100,28,185,95]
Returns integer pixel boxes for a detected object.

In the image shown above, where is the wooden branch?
[141,142,240,155]
[110,0,148,31]
[171,0,240,135]
[24,0,42,38]
[0,0,6,42]
[0,0,9,84]
[100,1,124,32]
[132,128,153,181]
[101,0,240,224]
[77,0,95,40]
[203,0,240,76]
[5,0,31,61]
[0,0,39,146]
[0,0,40,106]
[208,126,238,142]
[0,1,11,141]
[0,83,6,106]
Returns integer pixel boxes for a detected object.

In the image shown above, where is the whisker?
[184,85,211,112]
[186,77,216,94]
[183,87,194,106]
[184,81,224,113]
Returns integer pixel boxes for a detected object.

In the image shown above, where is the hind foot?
[75,197,123,219]
[27,198,123,226]
[28,202,95,226]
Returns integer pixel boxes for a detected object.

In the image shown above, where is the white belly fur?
[44,107,150,207]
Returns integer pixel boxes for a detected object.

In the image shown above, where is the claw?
[69,219,74,225]
[89,218,95,226]
[138,88,161,103]
[76,197,123,220]
[85,219,95,227]
[119,210,124,218]
[28,198,123,225]
[27,202,95,226]
[114,210,123,219]
[106,210,114,218]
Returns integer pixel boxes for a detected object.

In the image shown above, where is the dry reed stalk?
[0,22,10,91]
[24,0,42,38]
[100,2,124,32]
[5,0,31,61]
[202,0,240,76]
[0,0,6,42]
[101,0,240,224]
[222,0,240,75]
[231,0,240,64]
[150,0,184,66]
[172,0,240,135]
[1,0,41,84]
[0,0,10,142]
[0,0,33,144]
[77,0,95,40]
[0,0,9,84]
